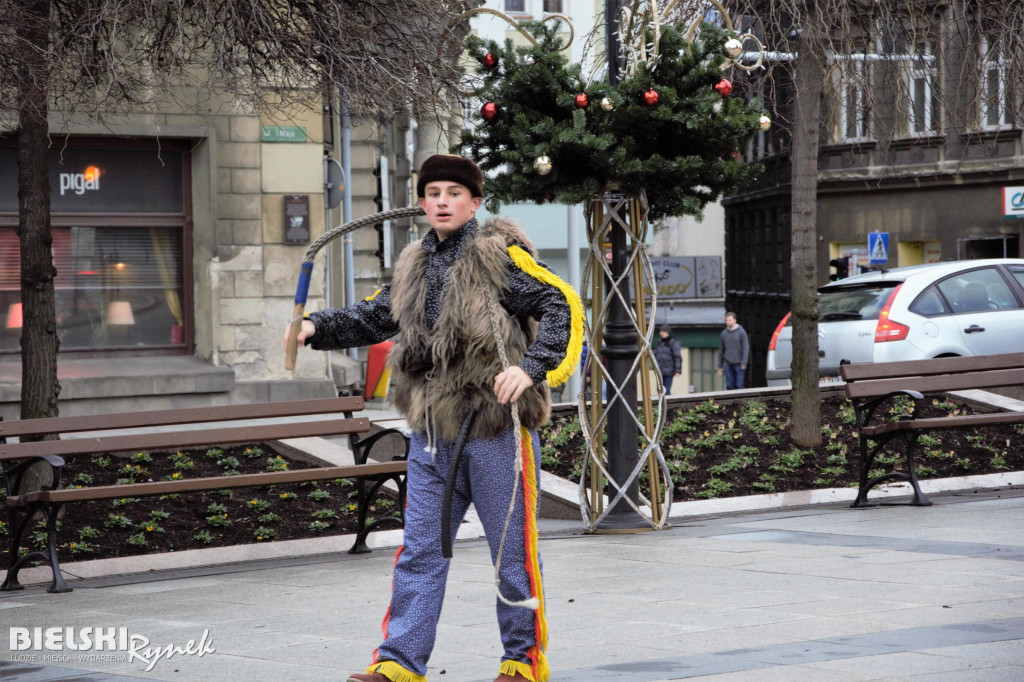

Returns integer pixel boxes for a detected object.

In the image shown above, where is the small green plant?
[734,445,760,458]
[258,512,281,524]
[953,457,972,470]
[540,443,559,468]
[149,510,170,520]
[696,478,734,499]
[126,533,148,548]
[990,453,1009,470]
[752,473,777,492]
[916,465,938,476]
[138,521,164,534]
[694,399,720,415]
[279,491,298,501]
[170,451,196,470]
[104,513,134,529]
[917,434,942,448]
[93,455,112,468]
[267,455,289,472]
[0,520,8,536]
[206,502,228,515]
[308,520,331,532]
[112,497,140,507]
[759,434,779,447]
[165,471,186,481]
[131,451,153,464]
[117,464,145,479]
[312,509,338,520]
[376,498,396,510]
[206,513,231,528]
[243,445,265,459]
[204,447,225,460]
[194,530,213,544]
[72,473,94,486]
[217,455,241,470]
[706,455,755,477]
[837,401,858,426]
[68,541,94,555]
[78,526,101,540]
[308,488,331,501]
[770,447,808,474]
[247,499,271,512]
[254,527,277,541]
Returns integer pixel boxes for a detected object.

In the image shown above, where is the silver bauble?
[724,38,743,59]
[533,155,552,175]
[600,97,614,111]
[759,114,771,131]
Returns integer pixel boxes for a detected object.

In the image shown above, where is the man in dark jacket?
[653,325,682,393]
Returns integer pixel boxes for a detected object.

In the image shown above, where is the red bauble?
[730,149,741,159]
[482,53,498,69]
[480,102,499,122]
[574,93,590,108]
[643,88,659,106]
[715,79,733,97]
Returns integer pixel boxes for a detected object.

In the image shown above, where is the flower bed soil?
[538,395,1024,502]
[0,443,400,566]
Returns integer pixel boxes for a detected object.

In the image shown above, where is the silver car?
[766,258,1024,386]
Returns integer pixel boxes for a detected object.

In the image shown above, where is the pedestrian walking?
[289,154,583,682]
[653,325,682,393]
[717,311,749,390]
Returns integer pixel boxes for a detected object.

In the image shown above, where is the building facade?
[725,8,1023,386]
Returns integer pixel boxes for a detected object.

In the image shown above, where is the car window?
[817,284,899,321]
[1010,265,1024,291]
[936,267,1020,313]
[909,285,949,316]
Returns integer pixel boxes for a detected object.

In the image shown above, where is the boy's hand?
[283,319,316,351]
[494,366,534,404]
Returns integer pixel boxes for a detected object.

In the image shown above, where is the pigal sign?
[1003,186,1024,219]
[59,165,101,196]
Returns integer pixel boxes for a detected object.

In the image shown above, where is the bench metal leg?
[348,475,406,555]
[852,433,931,508]
[1,502,71,593]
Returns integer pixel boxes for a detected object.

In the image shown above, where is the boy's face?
[419,181,482,240]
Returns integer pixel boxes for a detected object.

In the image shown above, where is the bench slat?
[0,417,370,462]
[844,368,1024,399]
[840,352,1024,382]
[0,396,365,439]
[5,461,407,507]
[861,410,1024,436]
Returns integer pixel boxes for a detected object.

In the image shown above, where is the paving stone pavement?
[2,488,1023,682]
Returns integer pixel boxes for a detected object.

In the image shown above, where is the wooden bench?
[1,396,408,593]
[840,352,1024,508]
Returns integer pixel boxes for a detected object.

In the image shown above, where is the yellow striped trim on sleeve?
[364,287,383,302]
[507,244,584,388]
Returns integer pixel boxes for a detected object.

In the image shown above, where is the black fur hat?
[417,154,484,199]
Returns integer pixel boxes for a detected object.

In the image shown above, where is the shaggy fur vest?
[388,218,552,441]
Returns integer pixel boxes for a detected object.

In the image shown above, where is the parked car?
[766,258,1024,386]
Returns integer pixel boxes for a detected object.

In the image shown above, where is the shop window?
[0,142,190,354]
[1,226,184,351]
[543,0,562,12]
[689,348,723,393]
[505,0,525,13]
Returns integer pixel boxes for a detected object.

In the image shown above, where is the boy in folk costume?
[291,154,583,682]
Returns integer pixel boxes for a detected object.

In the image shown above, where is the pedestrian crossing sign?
[868,232,889,265]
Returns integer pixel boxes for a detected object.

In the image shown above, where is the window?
[505,0,525,13]
[909,285,950,316]
[936,268,1018,314]
[908,37,939,135]
[836,58,871,142]
[0,143,190,354]
[980,34,1014,130]
[1,226,184,351]
[543,0,562,12]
